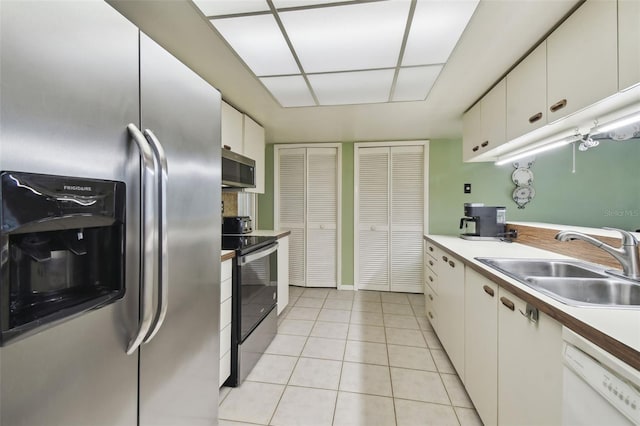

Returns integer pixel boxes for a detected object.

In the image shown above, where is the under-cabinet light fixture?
[494,133,582,166]
[590,110,640,135]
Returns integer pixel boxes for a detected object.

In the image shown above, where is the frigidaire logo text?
[64,185,92,191]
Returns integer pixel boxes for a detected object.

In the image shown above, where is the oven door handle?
[239,242,278,266]
[126,123,158,355]
[142,129,168,343]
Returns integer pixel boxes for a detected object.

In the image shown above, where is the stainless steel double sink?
[475,258,640,308]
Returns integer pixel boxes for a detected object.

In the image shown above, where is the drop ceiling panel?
[194,0,270,17]
[273,0,350,9]
[260,75,316,107]
[212,14,300,76]
[309,69,395,106]
[392,65,443,102]
[402,0,479,66]
[279,1,410,73]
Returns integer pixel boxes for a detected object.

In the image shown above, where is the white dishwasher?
[562,327,640,425]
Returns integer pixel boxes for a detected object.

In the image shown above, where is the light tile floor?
[219,287,483,426]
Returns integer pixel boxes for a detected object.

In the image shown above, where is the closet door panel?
[357,147,390,291]
[306,148,338,287]
[278,148,306,286]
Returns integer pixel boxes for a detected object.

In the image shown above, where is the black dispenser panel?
[0,171,126,345]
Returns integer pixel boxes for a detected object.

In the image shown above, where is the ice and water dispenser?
[0,171,126,345]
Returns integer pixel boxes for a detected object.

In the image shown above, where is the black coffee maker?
[459,203,506,240]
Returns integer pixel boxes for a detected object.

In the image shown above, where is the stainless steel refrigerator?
[0,1,221,425]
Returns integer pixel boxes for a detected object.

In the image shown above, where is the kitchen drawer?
[424,283,437,330]
[219,349,230,387]
[425,267,438,294]
[221,277,232,303]
[221,259,232,281]
[220,323,231,356]
[220,298,231,329]
[425,241,438,261]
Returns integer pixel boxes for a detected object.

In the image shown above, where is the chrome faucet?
[555,227,640,280]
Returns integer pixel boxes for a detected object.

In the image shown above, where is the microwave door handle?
[142,129,168,343]
[240,242,278,265]
[126,124,158,355]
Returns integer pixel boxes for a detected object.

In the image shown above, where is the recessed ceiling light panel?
[392,65,443,102]
[402,0,479,66]
[273,0,349,9]
[260,75,316,107]
[280,2,410,73]
[193,0,270,17]
[212,14,300,76]
[308,69,395,106]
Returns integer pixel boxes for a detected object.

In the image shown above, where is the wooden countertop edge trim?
[275,230,291,239]
[221,251,235,262]
[425,236,640,371]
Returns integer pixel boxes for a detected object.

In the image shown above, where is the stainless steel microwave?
[221,148,255,188]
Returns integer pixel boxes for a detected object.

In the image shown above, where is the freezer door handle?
[142,129,169,343]
[126,123,158,355]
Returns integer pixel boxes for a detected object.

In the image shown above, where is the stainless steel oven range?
[222,234,278,386]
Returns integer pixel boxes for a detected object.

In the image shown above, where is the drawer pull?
[428,260,434,267]
[500,297,515,311]
[550,99,567,113]
[528,112,543,123]
[428,246,434,252]
[428,311,434,319]
[472,146,479,152]
[442,255,448,262]
[483,285,495,297]
[448,260,455,268]
[428,275,434,282]
[481,141,489,148]
[428,294,434,301]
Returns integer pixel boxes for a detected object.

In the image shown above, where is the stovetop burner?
[222,235,277,255]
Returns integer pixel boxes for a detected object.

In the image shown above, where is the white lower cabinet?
[219,258,232,387]
[464,269,498,426]
[435,249,465,380]
[277,235,290,315]
[497,287,563,426]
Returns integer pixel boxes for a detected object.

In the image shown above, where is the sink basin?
[523,277,640,307]
[476,257,640,308]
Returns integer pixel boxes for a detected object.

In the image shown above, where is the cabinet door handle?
[481,141,489,148]
[428,294,434,301]
[483,285,495,297]
[528,112,543,123]
[549,99,567,113]
[428,246,434,252]
[428,311,434,319]
[448,260,455,268]
[500,297,515,311]
[428,260,434,267]
[442,255,448,262]
[472,146,479,152]
[428,275,434,282]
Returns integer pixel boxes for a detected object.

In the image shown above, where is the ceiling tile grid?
[193,0,479,107]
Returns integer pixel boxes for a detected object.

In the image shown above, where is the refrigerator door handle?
[126,123,158,355]
[142,129,168,343]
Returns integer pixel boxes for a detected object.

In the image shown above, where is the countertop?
[245,229,291,239]
[425,234,640,370]
[221,250,234,262]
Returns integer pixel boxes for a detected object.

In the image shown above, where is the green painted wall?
[259,138,640,285]
[429,138,640,235]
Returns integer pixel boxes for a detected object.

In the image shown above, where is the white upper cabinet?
[243,115,265,194]
[221,101,243,152]
[546,0,618,121]
[462,79,506,162]
[619,0,640,91]
[506,42,547,140]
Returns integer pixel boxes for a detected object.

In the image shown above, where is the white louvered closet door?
[390,146,424,293]
[357,147,390,291]
[306,147,337,287]
[278,148,306,287]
